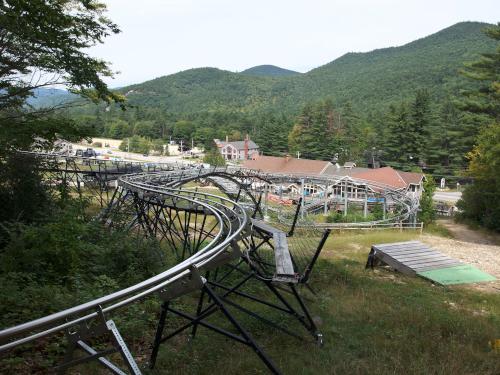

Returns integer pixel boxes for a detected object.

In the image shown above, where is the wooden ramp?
[366,241,496,285]
[366,241,463,275]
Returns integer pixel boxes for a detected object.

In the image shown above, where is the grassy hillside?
[113,21,495,115]
[241,64,301,77]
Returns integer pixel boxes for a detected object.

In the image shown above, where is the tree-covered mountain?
[105,21,495,116]
[50,21,496,180]
[26,88,74,108]
[241,65,300,77]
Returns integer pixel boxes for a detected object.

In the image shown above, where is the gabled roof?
[398,170,425,185]
[217,140,259,150]
[351,167,423,189]
[243,155,331,175]
[322,164,371,177]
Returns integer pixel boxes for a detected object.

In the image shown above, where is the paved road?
[72,143,197,165]
[433,191,462,203]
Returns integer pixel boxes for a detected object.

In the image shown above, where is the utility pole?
[297,151,300,159]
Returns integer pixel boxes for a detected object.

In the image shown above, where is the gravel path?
[420,220,500,293]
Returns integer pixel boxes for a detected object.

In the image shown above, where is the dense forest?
[241,64,301,77]
[38,21,491,180]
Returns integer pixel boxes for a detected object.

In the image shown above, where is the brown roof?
[322,164,371,177]
[243,155,331,175]
[351,167,423,189]
[398,170,425,185]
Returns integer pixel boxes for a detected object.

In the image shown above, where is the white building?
[214,137,259,161]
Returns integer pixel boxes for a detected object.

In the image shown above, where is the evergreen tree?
[342,102,377,162]
[418,175,436,225]
[409,89,431,164]
[383,103,411,165]
[288,100,345,161]
[457,23,500,231]
[253,114,289,156]
[459,23,500,119]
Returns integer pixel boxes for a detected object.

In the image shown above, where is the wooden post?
[263,183,269,221]
[300,179,305,219]
[363,186,368,218]
[344,179,348,217]
[324,183,329,216]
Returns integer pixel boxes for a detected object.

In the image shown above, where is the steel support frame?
[149,273,282,375]
[55,306,141,375]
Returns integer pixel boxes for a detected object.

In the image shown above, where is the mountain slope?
[122,67,279,113]
[241,65,300,77]
[52,21,496,116]
[119,22,495,115]
[303,21,494,110]
[27,88,74,108]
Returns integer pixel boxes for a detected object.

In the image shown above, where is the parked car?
[76,148,97,157]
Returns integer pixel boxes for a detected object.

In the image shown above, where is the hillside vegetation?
[58,21,495,182]
[241,64,301,77]
[110,22,495,115]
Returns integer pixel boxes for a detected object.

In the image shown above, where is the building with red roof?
[243,155,424,194]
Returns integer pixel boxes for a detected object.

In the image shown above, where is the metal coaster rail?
[0,153,420,374]
[0,169,248,353]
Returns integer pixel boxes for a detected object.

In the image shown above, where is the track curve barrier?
[0,153,419,374]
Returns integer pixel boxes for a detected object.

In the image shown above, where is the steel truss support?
[149,259,323,374]
[210,261,324,344]
[149,267,282,374]
[55,306,141,375]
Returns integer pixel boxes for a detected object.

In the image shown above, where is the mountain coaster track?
[0,153,419,374]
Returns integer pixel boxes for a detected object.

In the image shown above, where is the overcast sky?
[90,0,499,87]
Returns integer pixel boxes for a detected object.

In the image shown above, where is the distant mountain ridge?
[27,88,74,108]
[241,65,300,77]
[35,21,496,115]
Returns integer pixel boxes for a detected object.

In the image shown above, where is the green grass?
[5,229,499,374]
[141,230,500,375]
[424,222,454,238]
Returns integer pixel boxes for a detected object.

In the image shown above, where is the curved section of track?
[0,158,420,363]
[0,168,249,352]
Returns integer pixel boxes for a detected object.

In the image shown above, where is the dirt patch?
[439,219,500,246]
[420,231,500,293]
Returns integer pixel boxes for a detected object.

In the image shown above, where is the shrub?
[0,201,164,328]
[418,175,436,225]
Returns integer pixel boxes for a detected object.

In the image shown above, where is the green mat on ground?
[418,265,496,285]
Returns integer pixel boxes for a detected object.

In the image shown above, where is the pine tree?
[288,100,346,161]
[418,175,436,225]
[409,89,431,164]
[459,23,500,120]
[383,103,412,165]
[254,113,289,156]
[457,23,500,231]
[342,102,377,162]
